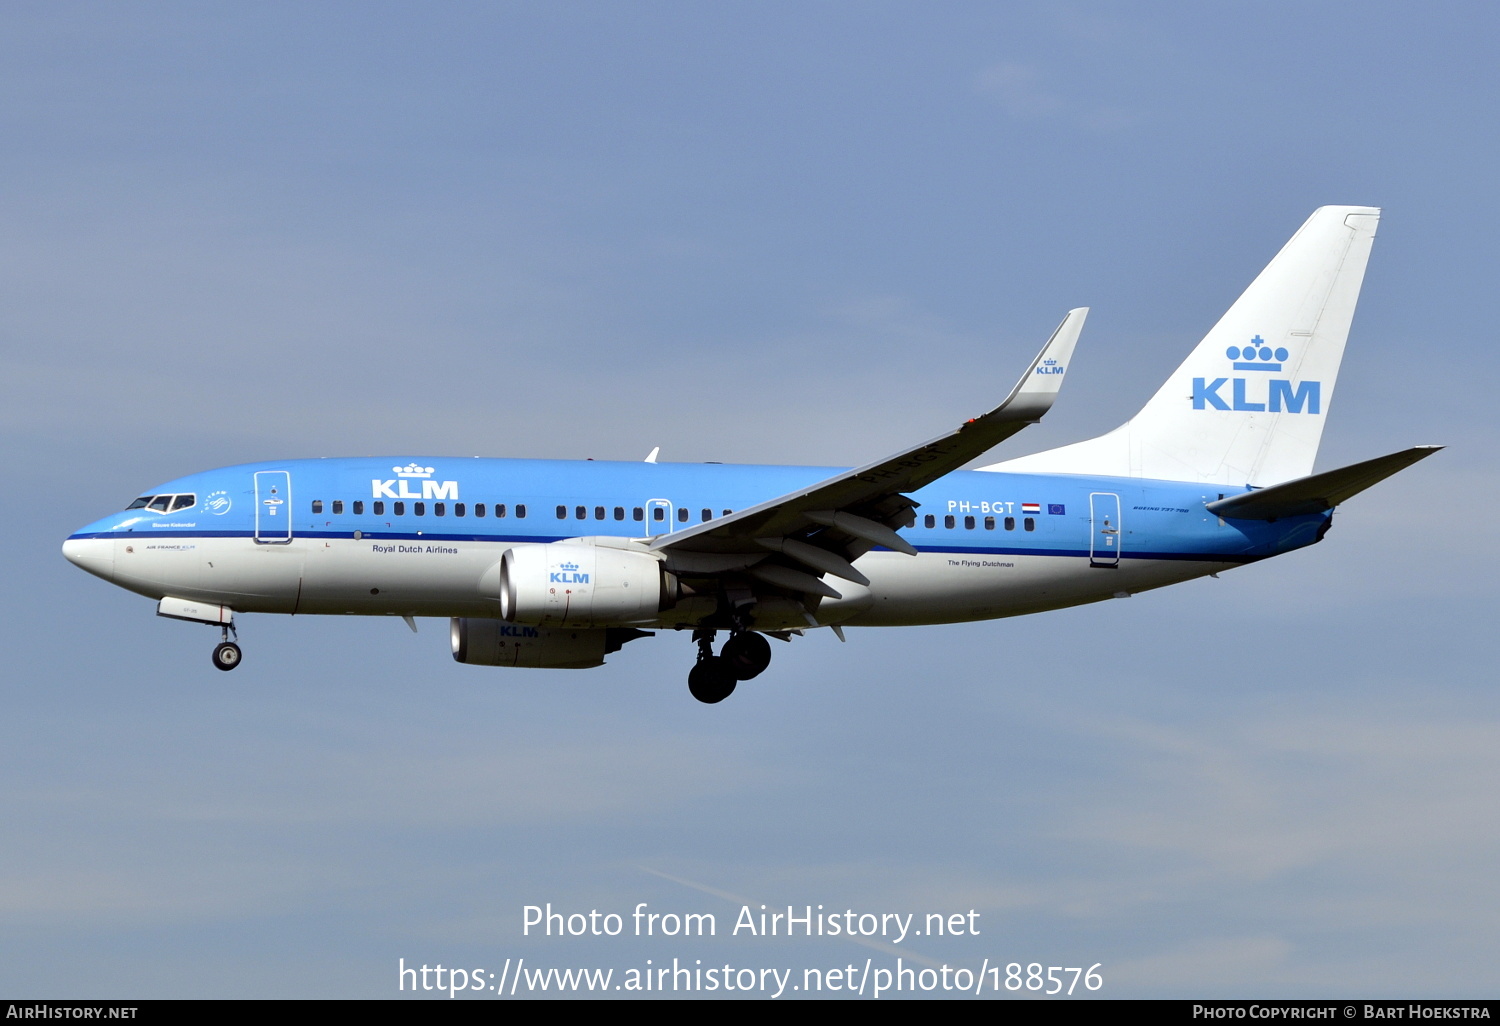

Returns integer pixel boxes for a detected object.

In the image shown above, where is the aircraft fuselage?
[63,456,1321,631]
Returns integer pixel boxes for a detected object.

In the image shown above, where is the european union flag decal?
[1048,504,1066,515]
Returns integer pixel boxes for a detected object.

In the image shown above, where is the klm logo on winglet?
[550,561,590,584]
[371,463,460,500]
[1036,358,1064,376]
[1193,335,1320,414]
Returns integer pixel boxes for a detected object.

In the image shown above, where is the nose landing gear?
[211,623,241,672]
[686,628,773,703]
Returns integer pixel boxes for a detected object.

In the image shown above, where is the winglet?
[983,307,1086,425]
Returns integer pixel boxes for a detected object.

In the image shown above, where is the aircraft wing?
[1206,445,1443,520]
[651,309,1086,590]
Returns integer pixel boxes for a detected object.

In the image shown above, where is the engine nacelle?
[499,542,669,627]
[450,617,609,669]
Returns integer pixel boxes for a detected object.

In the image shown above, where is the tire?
[721,632,772,680]
[687,657,737,704]
[212,642,242,672]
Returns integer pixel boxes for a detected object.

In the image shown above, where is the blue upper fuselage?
[67,457,1330,564]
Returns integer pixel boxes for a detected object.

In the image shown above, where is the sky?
[4,0,1498,1000]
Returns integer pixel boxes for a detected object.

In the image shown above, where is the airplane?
[62,205,1440,703]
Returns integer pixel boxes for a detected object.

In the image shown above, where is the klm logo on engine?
[1192,335,1320,414]
[371,463,460,500]
[550,561,590,584]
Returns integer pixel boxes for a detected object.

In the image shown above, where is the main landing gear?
[687,629,773,704]
[211,623,242,672]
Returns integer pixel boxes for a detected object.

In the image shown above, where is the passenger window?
[415,502,426,516]
[373,501,385,515]
[170,494,195,512]
[434,502,445,516]
[633,507,643,521]
[148,496,172,512]
[1024,517,1035,531]
[964,515,975,530]
[475,503,486,517]
[677,507,688,522]
[394,502,405,516]
[311,500,324,514]
[944,515,955,529]
[701,508,711,522]
[1005,516,1015,531]
[653,507,665,522]
[516,504,527,518]
[722,509,731,517]
[595,506,605,520]
[924,514,936,528]
[332,500,344,515]
[493,504,504,518]
[556,505,566,519]
[575,506,586,519]
[984,516,995,530]
[353,501,364,515]
[614,507,624,520]
[126,497,152,510]
[454,503,464,517]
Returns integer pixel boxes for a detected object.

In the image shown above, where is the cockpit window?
[129,493,196,513]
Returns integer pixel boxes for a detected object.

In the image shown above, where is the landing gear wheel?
[721,632,771,680]
[688,656,737,704]
[212,641,242,672]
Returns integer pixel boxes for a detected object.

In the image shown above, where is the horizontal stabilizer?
[1207,445,1442,520]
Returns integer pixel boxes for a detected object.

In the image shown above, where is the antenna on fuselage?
[644,446,660,463]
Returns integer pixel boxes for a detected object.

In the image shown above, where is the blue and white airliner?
[63,206,1439,702]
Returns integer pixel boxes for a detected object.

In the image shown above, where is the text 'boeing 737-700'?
[64,206,1440,702]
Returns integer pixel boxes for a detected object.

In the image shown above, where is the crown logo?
[558,562,580,571]
[393,463,434,478]
[1226,335,1288,372]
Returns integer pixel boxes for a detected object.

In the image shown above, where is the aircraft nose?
[62,537,114,581]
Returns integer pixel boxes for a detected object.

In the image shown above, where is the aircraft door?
[645,498,674,536]
[1089,492,1121,568]
[255,471,293,544]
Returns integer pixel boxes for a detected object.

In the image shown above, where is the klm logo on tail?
[1193,335,1320,414]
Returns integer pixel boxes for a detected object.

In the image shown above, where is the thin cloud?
[973,61,1144,133]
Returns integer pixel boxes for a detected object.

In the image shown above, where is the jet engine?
[450,618,591,668]
[498,542,672,627]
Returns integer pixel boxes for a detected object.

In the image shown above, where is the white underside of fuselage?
[66,535,1237,632]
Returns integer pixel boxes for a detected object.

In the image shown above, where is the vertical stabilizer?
[986,206,1380,486]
